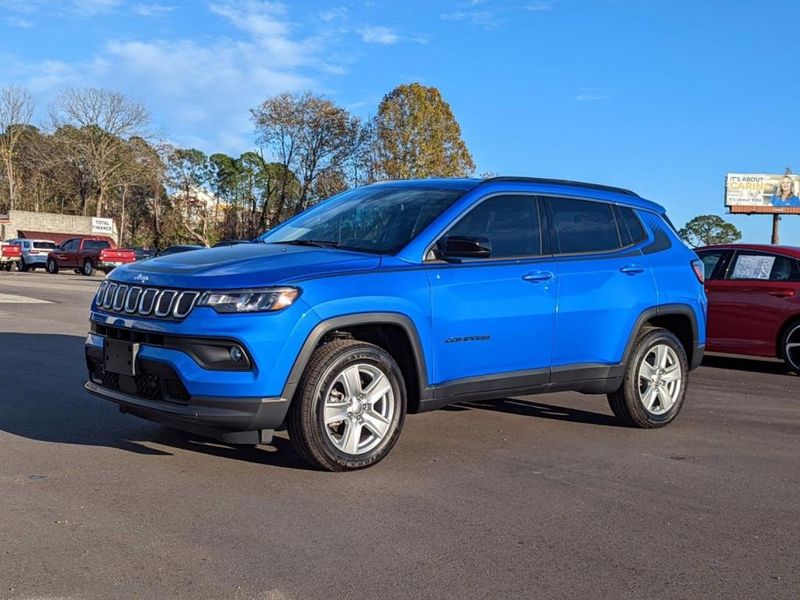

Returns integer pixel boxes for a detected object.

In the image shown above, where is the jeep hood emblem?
[134,274,149,283]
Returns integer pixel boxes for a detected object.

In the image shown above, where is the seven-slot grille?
[95,280,200,320]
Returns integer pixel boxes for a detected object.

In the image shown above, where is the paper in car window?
[732,255,775,280]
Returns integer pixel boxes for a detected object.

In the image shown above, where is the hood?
[109,243,381,289]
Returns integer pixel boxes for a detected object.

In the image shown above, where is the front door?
[427,194,558,385]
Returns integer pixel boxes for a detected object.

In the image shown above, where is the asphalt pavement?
[0,270,798,600]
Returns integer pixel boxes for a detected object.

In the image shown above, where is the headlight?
[197,287,300,313]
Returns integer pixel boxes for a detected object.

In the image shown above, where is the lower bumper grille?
[88,353,190,404]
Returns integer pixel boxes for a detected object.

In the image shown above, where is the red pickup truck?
[46,237,135,276]
[0,241,22,271]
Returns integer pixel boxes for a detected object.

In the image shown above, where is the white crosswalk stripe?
[0,293,52,304]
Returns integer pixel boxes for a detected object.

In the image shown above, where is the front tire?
[780,320,800,375]
[287,339,407,471]
[46,259,59,274]
[19,257,28,272]
[608,328,689,428]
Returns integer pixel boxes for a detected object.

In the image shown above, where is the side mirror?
[436,235,492,260]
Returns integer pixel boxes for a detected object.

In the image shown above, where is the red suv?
[696,244,800,373]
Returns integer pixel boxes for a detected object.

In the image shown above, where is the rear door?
[427,193,558,386]
[546,197,658,374]
[703,249,799,356]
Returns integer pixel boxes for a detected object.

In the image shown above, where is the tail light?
[691,259,704,283]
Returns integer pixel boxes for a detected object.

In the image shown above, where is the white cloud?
[358,25,400,45]
[319,6,347,22]
[440,10,498,28]
[132,2,173,17]
[69,0,122,16]
[0,1,342,154]
[575,89,612,101]
[524,1,557,11]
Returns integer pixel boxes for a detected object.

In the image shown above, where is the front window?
[261,186,466,254]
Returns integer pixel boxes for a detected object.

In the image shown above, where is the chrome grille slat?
[124,287,142,313]
[112,285,128,311]
[139,288,158,315]
[155,290,177,317]
[97,284,198,320]
[103,283,117,309]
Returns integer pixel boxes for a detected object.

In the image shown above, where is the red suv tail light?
[691,259,704,283]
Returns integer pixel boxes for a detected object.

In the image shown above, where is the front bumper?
[85,340,290,437]
[85,380,287,442]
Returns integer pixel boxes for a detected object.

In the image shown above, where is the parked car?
[212,240,252,248]
[46,237,136,276]
[0,240,21,271]
[131,247,157,261]
[157,245,204,257]
[85,177,706,471]
[6,238,57,271]
[695,243,800,373]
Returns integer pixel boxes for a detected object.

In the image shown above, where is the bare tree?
[0,85,35,209]
[51,88,150,217]
[251,92,363,215]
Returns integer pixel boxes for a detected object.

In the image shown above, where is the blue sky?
[1,0,798,242]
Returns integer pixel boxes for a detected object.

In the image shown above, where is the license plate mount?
[104,339,140,376]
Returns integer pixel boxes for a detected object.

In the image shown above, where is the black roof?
[482,176,639,198]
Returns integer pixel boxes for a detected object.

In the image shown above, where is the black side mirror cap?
[436,235,492,260]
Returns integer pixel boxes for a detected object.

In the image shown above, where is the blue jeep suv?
[85,177,707,470]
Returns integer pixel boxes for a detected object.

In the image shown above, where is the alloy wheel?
[322,362,395,456]
[637,343,683,415]
[785,325,800,371]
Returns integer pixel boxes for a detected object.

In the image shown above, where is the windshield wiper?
[267,239,341,249]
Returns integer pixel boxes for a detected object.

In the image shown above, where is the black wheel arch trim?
[281,312,429,404]
[623,303,703,370]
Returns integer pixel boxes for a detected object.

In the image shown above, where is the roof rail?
[482,176,639,197]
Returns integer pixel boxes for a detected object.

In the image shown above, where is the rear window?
[550,197,622,254]
[83,240,111,250]
[33,241,56,249]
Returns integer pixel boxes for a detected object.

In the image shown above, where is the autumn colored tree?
[373,83,474,180]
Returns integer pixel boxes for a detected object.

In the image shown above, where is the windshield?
[261,186,466,254]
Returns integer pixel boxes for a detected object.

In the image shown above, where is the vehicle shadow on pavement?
[701,354,791,376]
[147,427,314,470]
[0,332,311,469]
[447,397,621,427]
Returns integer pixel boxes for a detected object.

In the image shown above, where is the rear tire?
[287,339,407,471]
[780,320,800,375]
[46,259,59,274]
[608,328,689,428]
[82,260,95,276]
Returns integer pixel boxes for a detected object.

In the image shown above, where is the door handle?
[522,271,555,283]
[769,290,795,298]
[620,264,645,275]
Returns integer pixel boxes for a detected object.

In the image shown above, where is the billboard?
[725,173,800,214]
